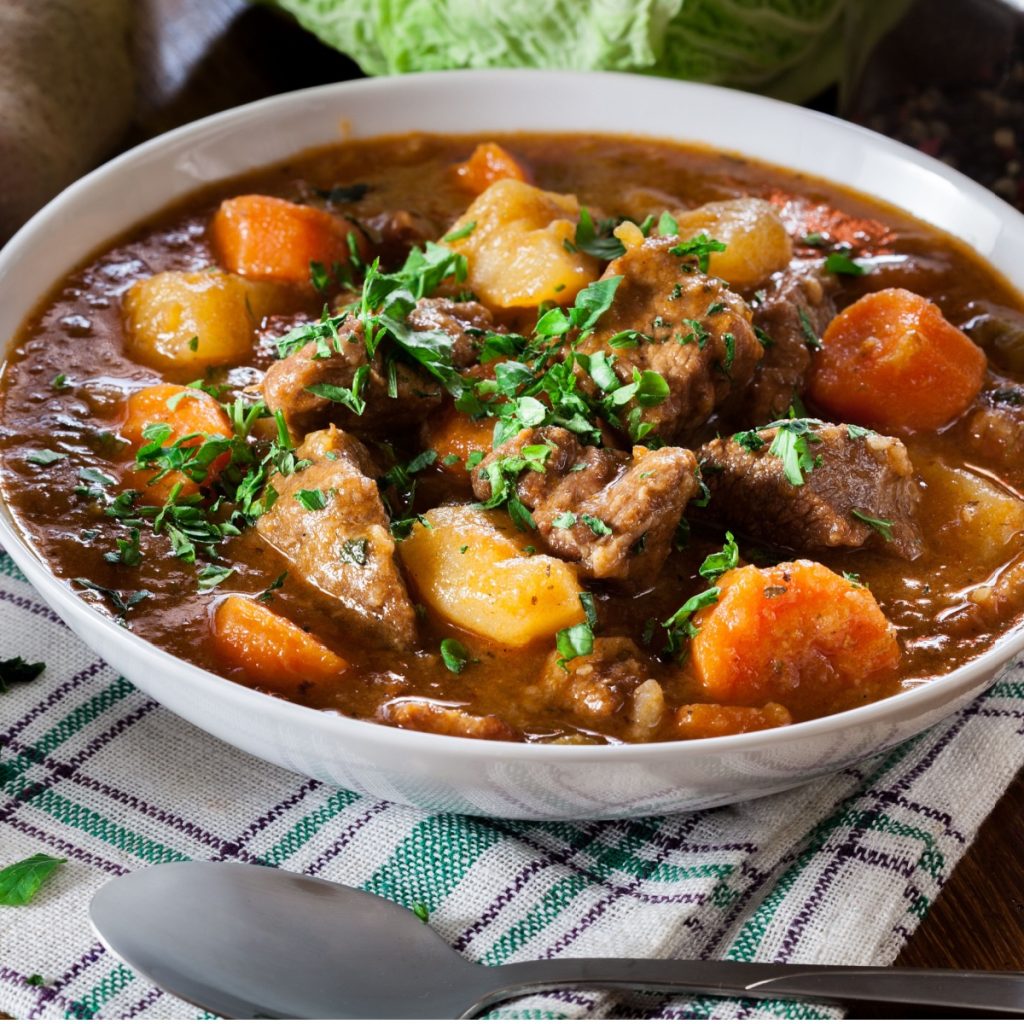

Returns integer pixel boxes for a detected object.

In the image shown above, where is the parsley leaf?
[439,638,470,674]
[824,251,867,276]
[574,208,626,260]
[555,622,594,669]
[668,233,727,273]
[0,854,66,906]
[25,449,65,466]
[295,489,330,511]
[443,220,476,243]
[257,571,288,603]
[657,211,679,236]
[581,514,612,536]
[197,564,234,591]
[851,508,895,542]
[552,511,578,529]
[662,587,720,657]
[0,656,45,693]
[798,307,822,351]
[767,419,822,487]
[306,364,370,415]
[698,532,739,583]
[340,537,369,566]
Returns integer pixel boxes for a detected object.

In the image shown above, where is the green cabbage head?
[267,0,854,103]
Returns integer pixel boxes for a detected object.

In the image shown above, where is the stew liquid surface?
[3,132,1024,744]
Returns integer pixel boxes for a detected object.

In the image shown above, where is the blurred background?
[2,0,1023,244]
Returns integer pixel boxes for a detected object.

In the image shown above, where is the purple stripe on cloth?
[304,799,393,875]
[123,986,164,1018]
[453,855,551,953]
[0,811,127,876]
[1,661,107,746]
[864,791,966,844]
[0,588,64,625]
[228,778,323,849]
[774,715,969,961]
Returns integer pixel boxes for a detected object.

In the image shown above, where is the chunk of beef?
[576,237,762,443]
[697,421,922,559]
[381,699,518,740]
[256,426,417,649]
[363,209,439,269]
[406,297,497,368]
[525,638,666,741]
[742,259,837,424]
[261,310,443,439]
[962,382,1024,469]
[472,426,699,582]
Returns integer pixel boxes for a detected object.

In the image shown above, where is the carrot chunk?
[211,595,347,694]
[121,384,232,503]
[453,142,529,195]
[421,405,493,483]
[210,195,367,287]
[808,287,986,432]
[690,561,900,718]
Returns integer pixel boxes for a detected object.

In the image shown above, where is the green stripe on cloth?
[0,550,28,582]
[259,788,362,866]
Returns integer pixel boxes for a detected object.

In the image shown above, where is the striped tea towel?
[2,542,1023,1020]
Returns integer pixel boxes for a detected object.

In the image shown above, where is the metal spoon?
[89,862,1023,1019]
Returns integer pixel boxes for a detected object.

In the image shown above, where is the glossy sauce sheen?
[2,132,1023,744]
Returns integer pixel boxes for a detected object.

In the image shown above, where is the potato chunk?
[447,179,599,308]
[398,504,584,646]
[123,270,283,372]
[916,455,1024,563]
[672,197,792,290]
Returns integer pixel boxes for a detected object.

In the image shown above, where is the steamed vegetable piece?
[670,197,793,289]
[0,0,134,241]
[809,287,987,432]
[123,270,286,372]
[398,505,585,646]
[446,179,600,307]
[453,142,529,194]
[690,560,900,717]
[120,384,233,502]
[211,195,369,287]
[211,595,348,693]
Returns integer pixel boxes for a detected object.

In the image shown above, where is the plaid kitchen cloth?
[1,543,1023,1021]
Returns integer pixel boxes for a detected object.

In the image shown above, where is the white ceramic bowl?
[2,71,1023,820]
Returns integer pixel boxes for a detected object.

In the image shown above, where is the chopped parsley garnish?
[733,429,767,453]
[552,511,578,529]
[309,261,331,293]
[187,335,200,352]
[662,587,720,657]
[802,231,828,248]
[73,578,152,622]
[475,443,553,531]
[340,537,370,566]
[0,853,66,907]
[104,528,143,567]
[798,307,822,351]
[439,638,470,674]
[579,591,598,630]
[295,488,330,511]
[851,508,895,542]
[824,251,867,276]
[846,424,874,440]
[574,208,626,260]
[443,220,476,243]
[843,571,865,588]
[554,621,594,669]
[754,325,775,350]
[668,233,727,273]
[257,572,288,603]
[766,418,822,487]
[197,564,234,591]
[534,276,622,339]
[25,449,65,466]
[26,975,45,988]
[51,373,68,390]
[679,318,710,349]
[698,532,739,583]
[306,365,370,415]
[581,514,612,536]
[607,330,649,349]
[0,656,45,693]
[411,901,430,923]
[657,211,679,236]
[720,332,736,376]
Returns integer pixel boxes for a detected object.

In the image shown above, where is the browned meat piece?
[742,259,837,424]
[261,311,443,439]
[471,426,699,582]
[406,297,497,368]
[697,421,922,559]
[524,638,666,740]
[576,237,762,442]
[381,699,518,740]
[257,426,417,649]
[363,209,439,268]
[962,382,1024,469]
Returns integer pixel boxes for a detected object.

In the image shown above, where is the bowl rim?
[2,67,1024,763]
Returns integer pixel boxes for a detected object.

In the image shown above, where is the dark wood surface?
[15,0,1022,1015]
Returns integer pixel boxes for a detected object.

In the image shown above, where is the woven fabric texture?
[1,545,1023,1020]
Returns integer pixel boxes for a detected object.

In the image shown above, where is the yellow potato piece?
[672,197,792,290]
[917,454,1024,564]
[448,179,599,308]
[398,504,585,646]
[122,270,285,372]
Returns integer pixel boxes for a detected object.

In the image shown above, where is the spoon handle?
[469,960,1024,1016]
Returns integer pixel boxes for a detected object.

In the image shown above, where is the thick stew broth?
[3,132,1024,744]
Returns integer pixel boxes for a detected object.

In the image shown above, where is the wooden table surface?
[15,0,1022,1017]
